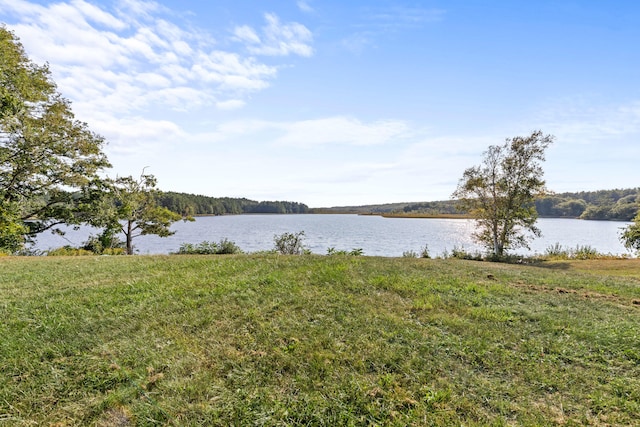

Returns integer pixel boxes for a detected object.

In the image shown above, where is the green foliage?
[175,239,243,255]
[274,231,308,255]
[402,200,463,215]
[315,188,638,220]
[402,244,431,259]
[81,233,126,255]
[448,246,484,261]
[453,131,554,256]
[0,201,27,253]
[620,212,640,255]
[83,172,187,255]
[536,188,639,221]
[157,191,309,216]
[45,246,95,256]
[544,242,567,258]
[45,234,126,256]
[0,27,110,252]
[543,243,605,260]
[420,244,431,258]
[326,247,363,256]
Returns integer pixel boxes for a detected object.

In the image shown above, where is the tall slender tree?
[452,131,554,257]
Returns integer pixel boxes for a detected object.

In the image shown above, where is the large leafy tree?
[1,27,110,252]
[452,131,554,257]
[86,172,188,255]
[620,212,640,256]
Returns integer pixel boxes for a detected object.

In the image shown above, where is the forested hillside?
[314,188,639,221]
[156,192,309,216]
[535,188,639,220]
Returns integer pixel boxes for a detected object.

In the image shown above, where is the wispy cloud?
[534,98,640,149]
[201,117,411,147]
[340,4,445,53]
[297,0,315,14]
[233,13,313,57]
[362,5,445,31]
[273,117,409,147]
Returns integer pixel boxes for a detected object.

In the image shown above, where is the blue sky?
[2,0,639,207]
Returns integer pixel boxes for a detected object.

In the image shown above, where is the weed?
[175,239,243,255]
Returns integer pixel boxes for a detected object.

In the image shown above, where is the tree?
[620,212,640,255]
[1,27,110,251]
[86,171,188,255]
[452,131,554,257]
[274,231,307,255]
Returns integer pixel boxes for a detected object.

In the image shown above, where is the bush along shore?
[1,254,639,425]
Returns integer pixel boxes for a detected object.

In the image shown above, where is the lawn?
[1,255,639,426]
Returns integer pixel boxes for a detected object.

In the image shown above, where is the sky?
[1,0,639,207]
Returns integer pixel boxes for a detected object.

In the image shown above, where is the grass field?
[1,255,639,426]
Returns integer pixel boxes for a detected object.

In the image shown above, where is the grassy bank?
[1,255,639,426]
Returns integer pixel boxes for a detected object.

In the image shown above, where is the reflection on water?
[32,215,633,257]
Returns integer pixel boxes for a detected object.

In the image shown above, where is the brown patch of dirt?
[511,282,638,308]
[97,407,132,427]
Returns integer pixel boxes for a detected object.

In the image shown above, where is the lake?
[31,215,634,257]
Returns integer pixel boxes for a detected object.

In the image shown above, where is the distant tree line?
[156,192,309,216]
[535,188,639,221]
[395,189,639,221]
[402,201,465,215]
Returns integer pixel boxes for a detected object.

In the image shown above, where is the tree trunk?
[492,221,501,257]
[126,220,133,255]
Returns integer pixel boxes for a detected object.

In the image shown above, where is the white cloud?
[366,6,446,29]
[340,33,374,54]
[216,99,246,110]
[534,99,640,148]
[233,25,261,45]
[71,0,128,30]
[273,117,410,147]
[339,5,445,54]
[297,0,315,13]
[199,117,411,147]
[95,116,184,155]
[1,0,311,125]
[234,13,313,57]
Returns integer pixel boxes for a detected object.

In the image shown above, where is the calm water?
[32,215,633,257]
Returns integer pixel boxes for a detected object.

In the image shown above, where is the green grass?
[1,255,639,426]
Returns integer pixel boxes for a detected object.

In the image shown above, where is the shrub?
[543,243,604,260]
[274,231,307,255]
[572,245,600,260]
[216,238,243,254]
[403,245,429,258]
[176,239,243,255]
[449,246,483,261]
[402,250,418,258]
[420,244,430,258]
[544,242,566,258]
[327,247,363,256]
[47,246,95,256]
[82,233,125,255]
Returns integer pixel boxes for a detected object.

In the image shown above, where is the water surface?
[32,215,633,257]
